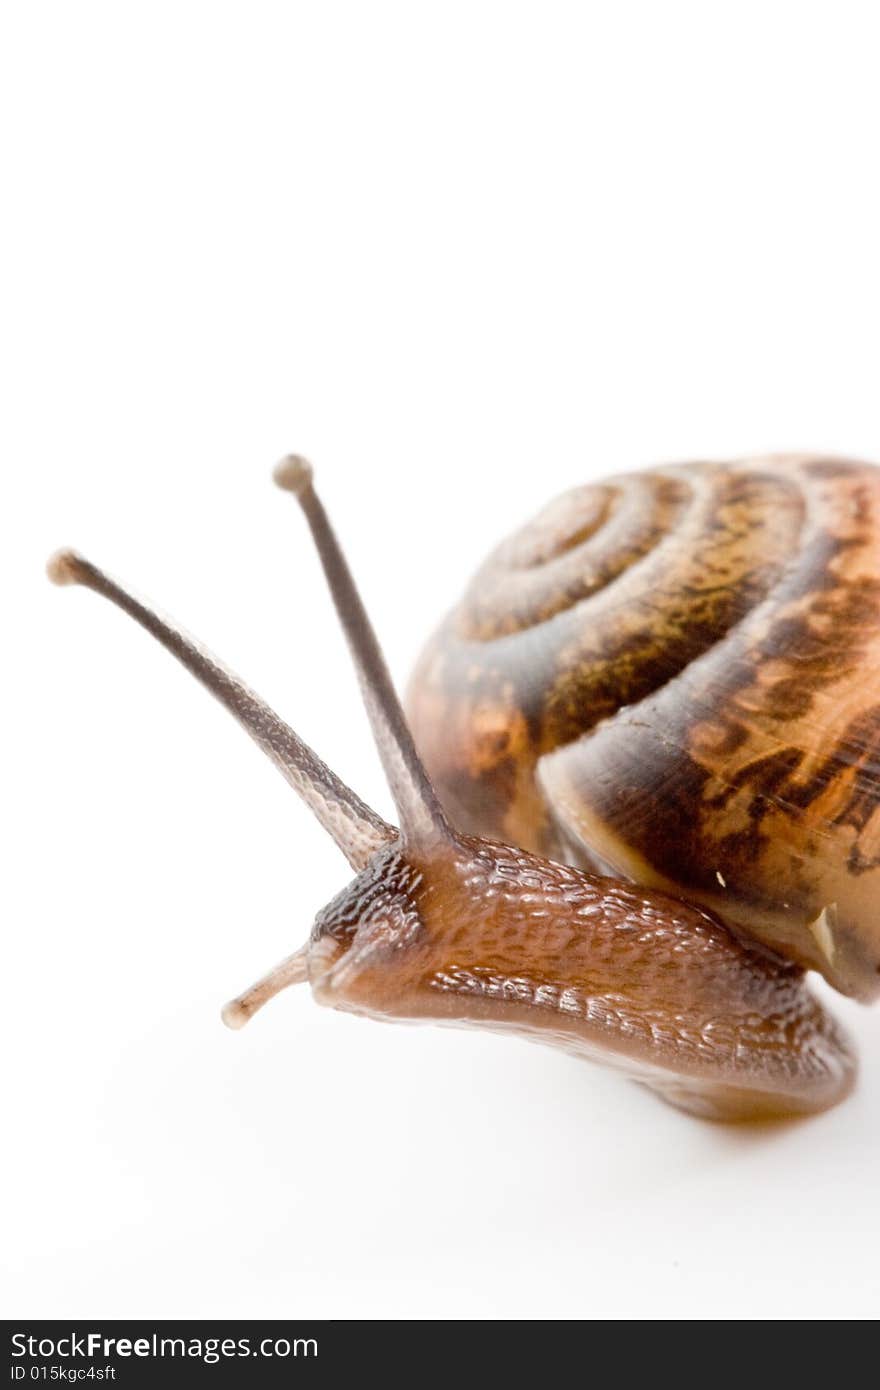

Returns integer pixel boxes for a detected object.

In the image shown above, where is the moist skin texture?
[308,839,856,1122]
[406,456,880,1000]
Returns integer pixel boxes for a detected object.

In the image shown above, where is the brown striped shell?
[406,455,880,1001]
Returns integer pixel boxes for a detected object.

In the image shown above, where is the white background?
[3,1,880,1321]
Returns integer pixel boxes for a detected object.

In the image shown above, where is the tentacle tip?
[47,548,85,586]
[220,998,252,1031]
[273,454,314,498]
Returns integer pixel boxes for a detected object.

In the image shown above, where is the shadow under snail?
[48,454,880,1122]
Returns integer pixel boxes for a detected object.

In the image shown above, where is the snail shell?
[407,455,880,1001]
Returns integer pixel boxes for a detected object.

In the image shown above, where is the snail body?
[50,454,880,1121]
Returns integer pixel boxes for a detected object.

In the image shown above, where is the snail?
[48,453,880,1122]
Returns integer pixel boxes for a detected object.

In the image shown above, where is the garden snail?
[48,453,880,1122]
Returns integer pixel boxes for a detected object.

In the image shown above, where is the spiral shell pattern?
[406,456,880,999]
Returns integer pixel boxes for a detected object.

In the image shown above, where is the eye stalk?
[273,455,451,846]
[46,546,394,871]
